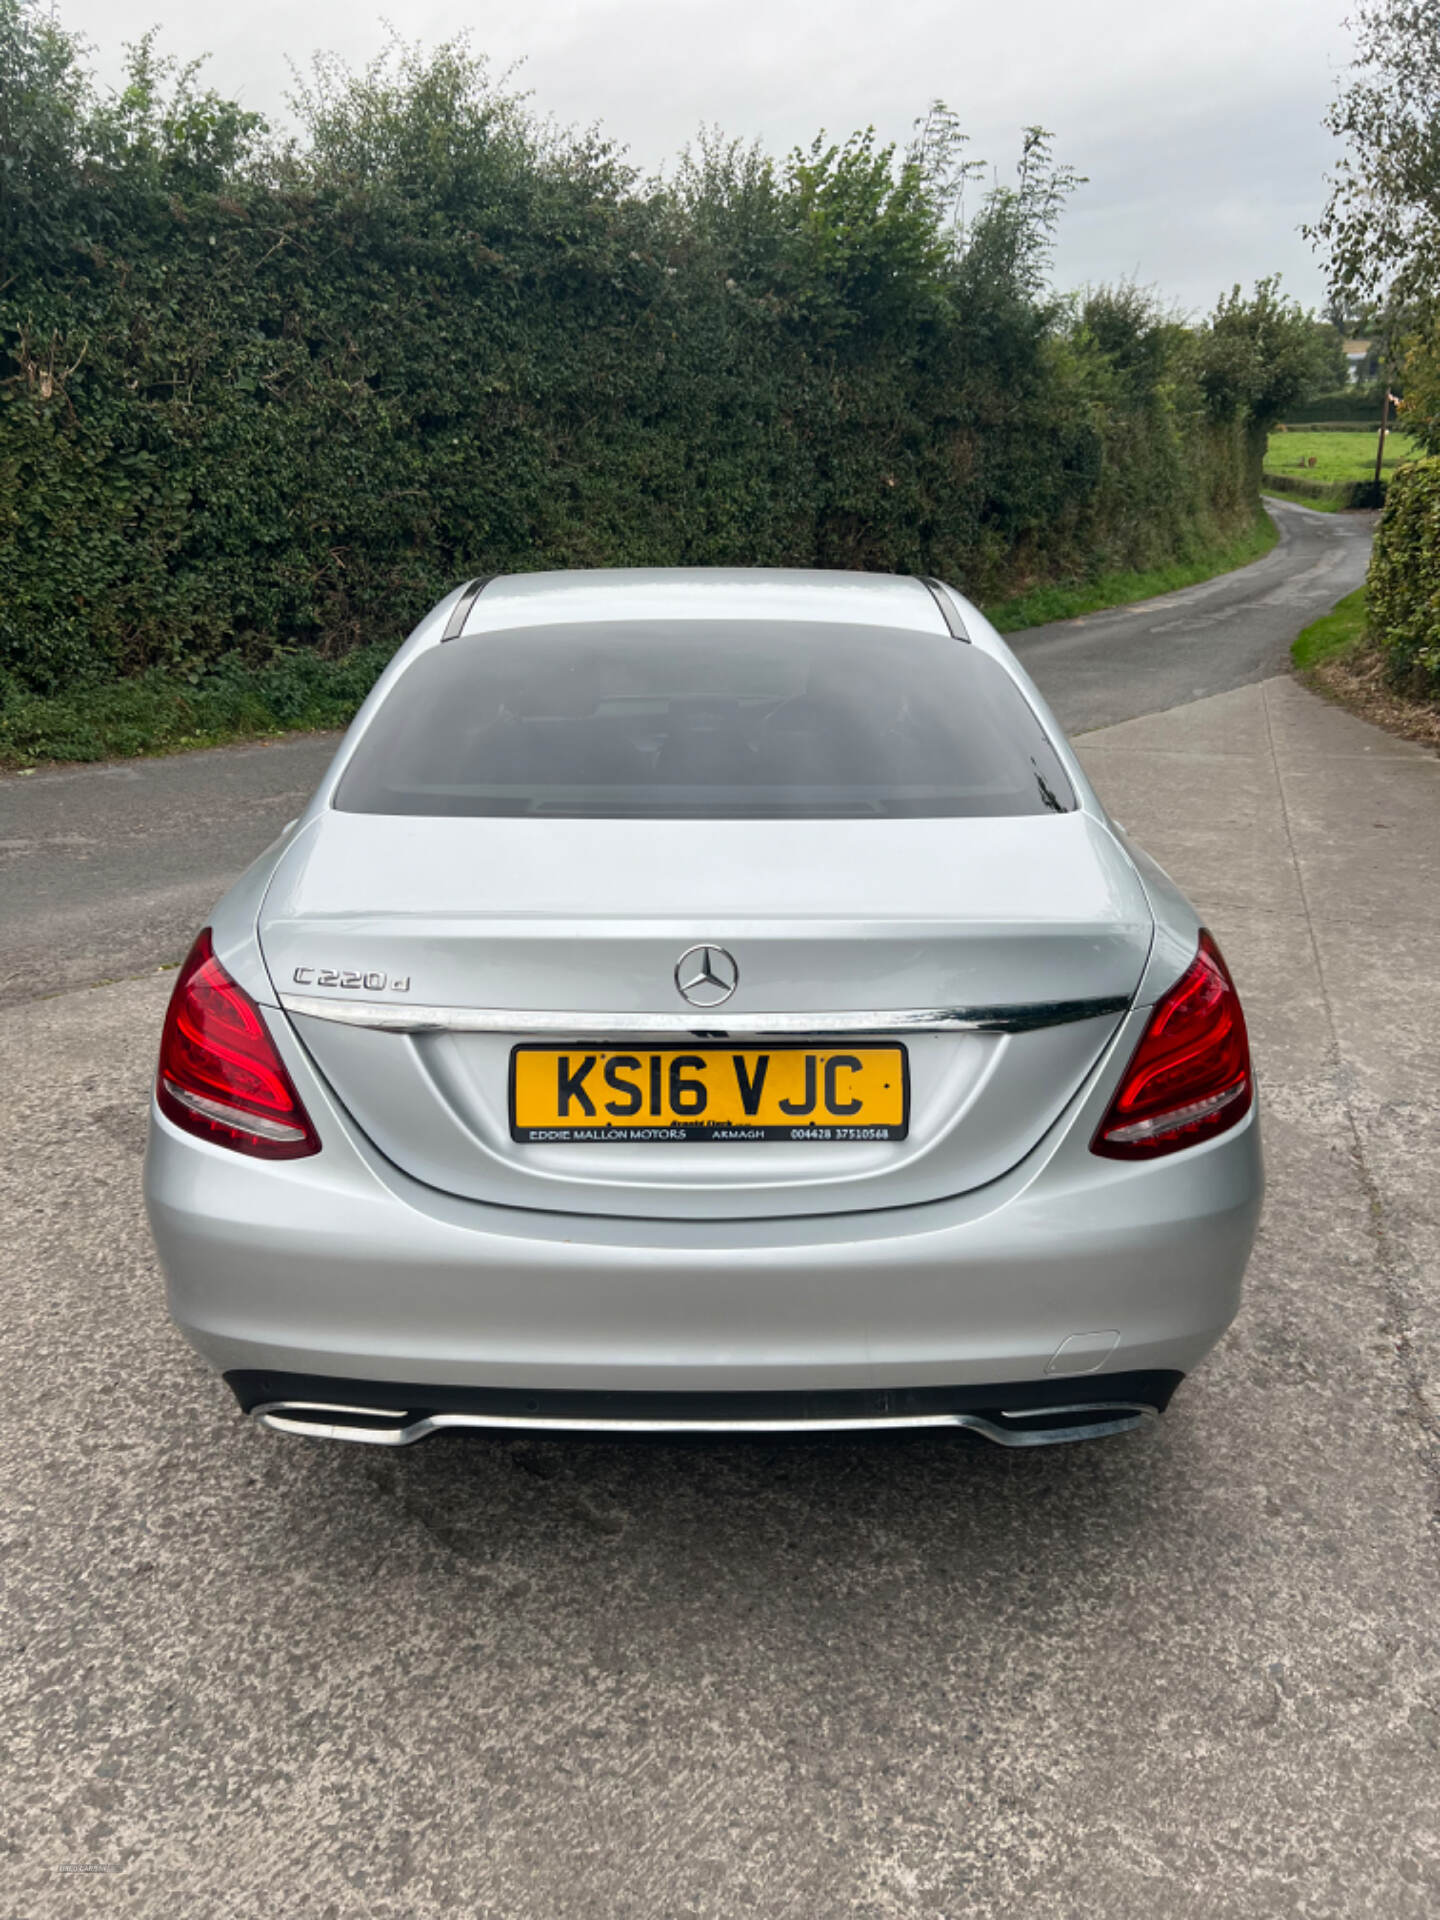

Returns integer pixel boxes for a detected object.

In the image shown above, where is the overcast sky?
[56,0,1354,316]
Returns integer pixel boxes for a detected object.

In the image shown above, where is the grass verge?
[1292,588,1440,754]
[1292,587,1369,671]
[0,646,394,771]
[985,508,1278,633]
[1,507,1286,770]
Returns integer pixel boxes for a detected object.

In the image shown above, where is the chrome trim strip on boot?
[277,993,1131,1038]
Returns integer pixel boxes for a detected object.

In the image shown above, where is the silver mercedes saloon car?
[144,568,1262,1449]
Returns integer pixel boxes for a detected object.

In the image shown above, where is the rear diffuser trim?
[228,1369,1182,1449]
[251,1399,1159,1447]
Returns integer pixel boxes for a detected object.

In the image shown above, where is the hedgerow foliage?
[1,9,1313,698]
[1368,455,1440,696]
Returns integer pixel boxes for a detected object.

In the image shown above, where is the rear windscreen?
[333,620,1076,820]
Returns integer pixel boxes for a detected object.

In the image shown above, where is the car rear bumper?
[145,1049,1263,1398]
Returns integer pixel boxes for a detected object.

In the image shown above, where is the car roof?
[457,568,956,638]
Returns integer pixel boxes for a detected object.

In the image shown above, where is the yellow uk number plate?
[510,1045,909,1143]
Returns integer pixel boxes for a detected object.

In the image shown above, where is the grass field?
[1265,428,1419,484]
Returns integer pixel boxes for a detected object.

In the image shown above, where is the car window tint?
[333,620,1076,820]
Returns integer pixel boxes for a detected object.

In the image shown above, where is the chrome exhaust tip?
[251,1401,414,1444]
[250,1398,1159,1449]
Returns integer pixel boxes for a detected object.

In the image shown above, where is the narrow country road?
[0,497,1372,1011]
[1008,494,1374,730]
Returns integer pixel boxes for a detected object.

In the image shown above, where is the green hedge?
[1262,471,1386,508]
[1368,456,1440,697]
[1284,390,1389,425]
[0,17,1316,706]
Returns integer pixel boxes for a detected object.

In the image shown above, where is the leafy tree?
[778,129,950,343]
[85,31,267,191]
[0,0,88,260]
[1310,0,1440,312]
[961,129,1085,303]
[1303,322,1355,397]
[907,99,985,245]
[1193,279,1326,427]
[1076,284,1178,399]
[1312,9,1440,486]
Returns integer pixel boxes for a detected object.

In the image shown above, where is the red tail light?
[1092,930,1252,1160]
[157,931,320,1159]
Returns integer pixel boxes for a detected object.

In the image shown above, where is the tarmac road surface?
[1008,495,1375,730]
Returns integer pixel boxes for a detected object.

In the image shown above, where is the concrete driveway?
[3,508,1438,1916]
